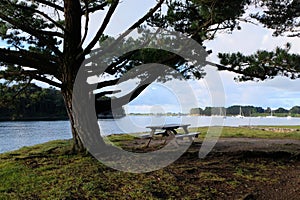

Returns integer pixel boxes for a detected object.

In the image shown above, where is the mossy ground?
[0,126,299,199]
[189,126,300,140]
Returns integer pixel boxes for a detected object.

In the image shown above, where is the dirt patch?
[248,127,300,133]
[203,138,300,153]
[119,137,300,199]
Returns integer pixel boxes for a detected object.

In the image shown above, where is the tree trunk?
[62,87,85,153]
[61,0,108,154]
[61,83,108,154]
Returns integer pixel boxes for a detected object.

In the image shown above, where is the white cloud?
[126,79,201,113]
[89,2,300,113]
[200,20,300,111]
[216,70,300,109]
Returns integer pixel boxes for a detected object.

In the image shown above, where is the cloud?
[205,22,268,57]
[91,2,300,113]
[127,79,200,113]
[216,70,300,109]
[200,21,300,111]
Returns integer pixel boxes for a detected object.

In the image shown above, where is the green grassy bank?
[191,126,300,140]
[0,126,299,199]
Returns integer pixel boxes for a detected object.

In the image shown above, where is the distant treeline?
[0,83,125,121]
[190,105,300,117]
[0,83,67,121]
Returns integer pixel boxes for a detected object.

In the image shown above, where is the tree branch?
[80,0,119,58]
[38,30,64,38]
[13,78,33,98]
[110,0,165,48]
[83,28,162,77]
[82,2,107,14]
[96,78,121,88]
[0,48,59,75]
[206,61,267,80]
[95,75,157,112]
[0,70,62,88]
[95,90,121,99]
[0,12,62,56]
[7,1,66,32]
[30,75,62,88]
[80,0,165,60]
[32,0,64,12]
[126,0,164,31]
[78,0,90,48]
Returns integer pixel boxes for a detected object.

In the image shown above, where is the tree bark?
[61,87,85,153]
[61,0,87,153]
[62,80,108,154]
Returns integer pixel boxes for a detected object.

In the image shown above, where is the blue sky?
[99,0,300,113]
[1,0,299,113]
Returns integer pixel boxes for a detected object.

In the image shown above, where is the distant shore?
[0,116,69,122]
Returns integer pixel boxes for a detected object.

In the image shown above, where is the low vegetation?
[0,126,299,199]
[183,126,300,140]
[190,106,300,117]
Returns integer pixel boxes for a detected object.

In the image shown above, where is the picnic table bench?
[141,124,199,147]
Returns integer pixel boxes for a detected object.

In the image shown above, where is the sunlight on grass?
[188,126,300,140]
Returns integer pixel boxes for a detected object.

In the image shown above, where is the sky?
[1,0,300,113]
[95,0,300,113]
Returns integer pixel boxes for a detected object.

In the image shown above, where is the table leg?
[182,126,189,134]
[164,129,178,147]
[146,137,152,147]
[150,128,155,137]
[146,128,156,147]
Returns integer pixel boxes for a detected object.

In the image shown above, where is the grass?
[0,126,299,199]
[187,126,300,140]
[104,125,300,141]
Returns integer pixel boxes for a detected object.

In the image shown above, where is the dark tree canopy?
[218,0,300,81]
[0,0,298,151]
[0,0,251,109]
[219,44,300,81]
[251,0,300,37]
[0,82,67,120]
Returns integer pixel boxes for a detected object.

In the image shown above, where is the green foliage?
[190,105,298,116]
[148,0,251,43]
[0,83,67,120]
[251,0,300,37]
[0,21,8,36]
[218,44,300,81]
[290,106,300,114]
[190,107,203,115]
[217,0,300,80]
[274,107,289,113]
[0,0,61,49]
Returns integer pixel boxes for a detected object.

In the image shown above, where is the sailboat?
[266,110,275,118]
[236,107,244,118]
[219,107,227,119]
[212,107,226,118]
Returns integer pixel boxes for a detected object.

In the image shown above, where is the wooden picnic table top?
[143,124,197,147]
[146,124,191,130]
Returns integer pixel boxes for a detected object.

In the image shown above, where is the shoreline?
[0,116,69,122]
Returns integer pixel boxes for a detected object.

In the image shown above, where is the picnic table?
[142,124,199,147]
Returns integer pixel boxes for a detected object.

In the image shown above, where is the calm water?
[0,116,299,153]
